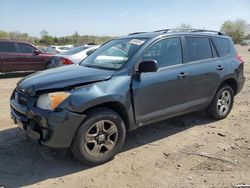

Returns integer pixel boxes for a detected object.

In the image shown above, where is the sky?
[0,0,250,37]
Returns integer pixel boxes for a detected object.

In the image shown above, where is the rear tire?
[71,108,126,165]
[207,84,234,120]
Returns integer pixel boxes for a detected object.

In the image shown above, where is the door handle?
[178,72,188,79]
[216,65,224,71]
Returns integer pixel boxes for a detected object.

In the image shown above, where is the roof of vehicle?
[0,39,36,46]
[122,28,229,39]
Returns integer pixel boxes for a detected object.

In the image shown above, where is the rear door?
[182,36,226,105]
[0,42,21,72]
[16,43,45,71]
[132,37,192,124]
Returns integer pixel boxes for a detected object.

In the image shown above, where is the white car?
[50,45,74,53]
[50,45,100,67]
[241,40,250,46]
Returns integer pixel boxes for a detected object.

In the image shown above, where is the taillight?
[61,58,73,65]
[236,55,244,64]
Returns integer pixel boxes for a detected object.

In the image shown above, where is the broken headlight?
[36,91,70,110]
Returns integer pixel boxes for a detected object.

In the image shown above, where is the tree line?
[0,30,114,46]
[178,19,250,43]
[0,19,249,46]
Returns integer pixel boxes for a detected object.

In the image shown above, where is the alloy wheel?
[84,120,118,157]
[217,90,231,116]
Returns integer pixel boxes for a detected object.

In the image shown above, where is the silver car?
[50,45,100,67]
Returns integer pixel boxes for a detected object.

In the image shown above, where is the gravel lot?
[0,46,250,188]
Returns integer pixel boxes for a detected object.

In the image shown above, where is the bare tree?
[177,23,192,29]
[220,19,250,43]
[40,30,49,38]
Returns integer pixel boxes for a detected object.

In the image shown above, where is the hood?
[17,65,114,96]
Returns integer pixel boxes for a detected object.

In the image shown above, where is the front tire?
[207,84,234,120]
[71,108,126,165]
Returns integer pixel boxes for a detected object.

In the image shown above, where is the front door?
[132,37,191,124]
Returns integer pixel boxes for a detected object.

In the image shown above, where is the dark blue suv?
[10,29,245,165]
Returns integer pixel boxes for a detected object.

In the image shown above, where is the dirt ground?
[0,46,250,188]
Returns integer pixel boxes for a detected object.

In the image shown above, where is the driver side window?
[143,37,182,68]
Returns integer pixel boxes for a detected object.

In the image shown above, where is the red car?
[0,40,55,73]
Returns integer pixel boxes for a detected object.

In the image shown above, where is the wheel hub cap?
[84,120,118,157]
[217,90,231,116]
[96,133,106,142]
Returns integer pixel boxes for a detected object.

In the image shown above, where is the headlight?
[36,92,70,110]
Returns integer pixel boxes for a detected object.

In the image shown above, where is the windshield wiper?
[83,64,116,71]
[110,60,125,65]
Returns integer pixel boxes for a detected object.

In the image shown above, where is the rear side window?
[0,42,17,53]
[17,43,35,53]
[186,37,212,62]
[212,37,230,57]
[143,37,182,68]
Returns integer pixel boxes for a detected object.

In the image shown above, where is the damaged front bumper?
[10,98,86,148]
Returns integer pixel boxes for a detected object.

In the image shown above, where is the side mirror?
[138,60,158,73]
[33,49,41,55]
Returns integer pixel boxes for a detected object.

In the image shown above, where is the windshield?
[61,46,89,55]
[81,38,146,70]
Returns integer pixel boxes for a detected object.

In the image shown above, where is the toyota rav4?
[10,29,245,165]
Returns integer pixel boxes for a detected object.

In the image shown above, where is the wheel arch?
[208,77,237,108]
[219,78,237,96]
[82,101,132,131]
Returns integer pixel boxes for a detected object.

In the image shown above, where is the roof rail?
[154,28,225,35]
[190,29,225,35]
[128,32,146,35]
[128,28,225,36]
[154,29,171,33]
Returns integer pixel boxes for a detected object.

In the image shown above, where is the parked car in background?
[37,46,47,53]
[50,45,74,53]
[0,40,54,73]
[10,29,245,165]
[50,45,100,67]
[241,40,250,46]
[39,46,59,55]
